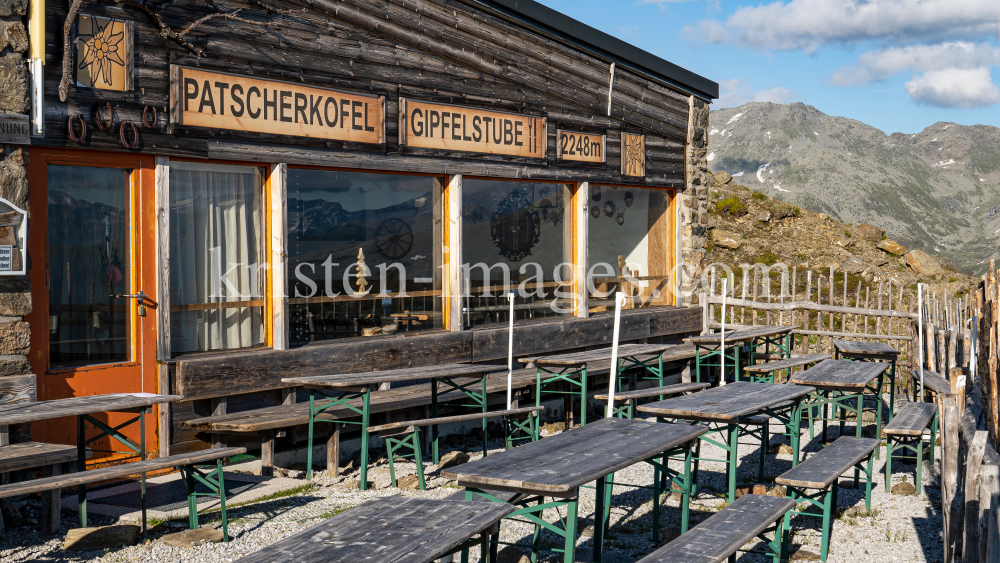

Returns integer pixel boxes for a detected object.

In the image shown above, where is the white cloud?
[904,68,1000,108]
[717,79,797,108]
[830,42,1000,86]
[686,0,999,52]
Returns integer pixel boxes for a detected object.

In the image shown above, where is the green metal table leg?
[432,379,439,465]
[727,423,739,503]
[77,416,86,528]
[562,495,578,563]
[360,391,371,490]
[820,487,833,561]
[595,476,606,563]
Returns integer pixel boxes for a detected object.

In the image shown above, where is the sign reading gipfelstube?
[170,66,384,143]
[399,99,546,158]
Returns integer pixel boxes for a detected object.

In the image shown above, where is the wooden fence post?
[963,431,988,563]
[979,463,1000,563]
[943,403,960,563]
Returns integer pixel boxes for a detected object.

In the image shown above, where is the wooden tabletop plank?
[594,382,710,402]
[0,442,79,473]
[909,369,952,394]
[833,340,900,357]
[636,381,814,423]
[774,436,880,489]
[883,403,937,436]
[518,344,682,366]
[0,447,246,499]
[282,364,491,389]
[637,494,795,563]
[442,417,707,494]
[233,497,514,563]
[789,359,890,390]
[743,354,831,374]
[0,393,182,427]
[684,325,795,346]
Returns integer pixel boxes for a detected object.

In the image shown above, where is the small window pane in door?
[48,165,132,368]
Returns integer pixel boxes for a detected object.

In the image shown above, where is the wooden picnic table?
[833,339,901,419]
[637,381,814,503]
[282,364,493,486]
[684,325,796,384]
[517,343,696,428]
[443,417,707,563]
[233,496,514,563]
[790,359,890,447]
[0,392,181,528]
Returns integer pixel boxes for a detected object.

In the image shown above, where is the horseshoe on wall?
[119,120,140,149]
[67,114,87,143]
[142,105,158,129]
[94,102,114,131]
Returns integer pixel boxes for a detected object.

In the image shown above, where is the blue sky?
[537,0,1000,135]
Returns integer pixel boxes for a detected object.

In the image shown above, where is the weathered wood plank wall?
[41,0,693,186]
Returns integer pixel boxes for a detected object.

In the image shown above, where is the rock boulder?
[712,229,742,249]
[876,239,907,256]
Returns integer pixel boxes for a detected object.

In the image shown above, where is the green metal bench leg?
[580,368,589,426]
[183,468,198,530]
[217,461,229,542]
[413,429,426,490]
[595,475,606,562]
[562,496,579,563]
[821,486,834,561]
[916,431,924,495]
[886,438,895,492]
[386,435,399,487]
[385,428,426,491]
[727,424,739,503]
[929,412,939,465]
[759,421,769,483]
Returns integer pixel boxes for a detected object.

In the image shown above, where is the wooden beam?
[445,174,463,331]
[270,163,289,351]
[574,182,589,318]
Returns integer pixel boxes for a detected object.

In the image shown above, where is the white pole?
[720,278,728,386]
[507,291,515,410]
[917,283,924,400]
[605,292,627,418]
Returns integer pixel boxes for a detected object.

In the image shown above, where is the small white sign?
[0,245,12,272]
[957,375,967,390]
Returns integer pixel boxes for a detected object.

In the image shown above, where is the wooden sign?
[171,66,384,143]
[399,99,545,158]
[75,14,133,92]
[621,132,645,177]
[557,130,605,163]
[0,114,29,144]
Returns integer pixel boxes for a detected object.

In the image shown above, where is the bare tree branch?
[58,0,87,102]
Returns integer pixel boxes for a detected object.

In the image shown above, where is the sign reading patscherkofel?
[170,66,384,144]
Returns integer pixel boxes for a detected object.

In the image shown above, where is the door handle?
[110,292,153,316]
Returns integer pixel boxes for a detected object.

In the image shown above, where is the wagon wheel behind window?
[374,218,414,259]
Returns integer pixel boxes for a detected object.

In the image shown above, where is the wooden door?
[25,148,159,463]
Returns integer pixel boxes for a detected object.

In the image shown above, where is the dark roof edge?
[459,0,718,101]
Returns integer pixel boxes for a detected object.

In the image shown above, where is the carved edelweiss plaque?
[75,14,133,92]
[621,132,645,177]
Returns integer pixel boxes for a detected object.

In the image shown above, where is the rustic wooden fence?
[941,261,1000,563]
[700,264,974,378]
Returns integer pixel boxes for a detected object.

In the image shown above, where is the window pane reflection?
[461,180,573,327]
[287,170,443,345]
[48,165,131,368]
[588,185,674,312]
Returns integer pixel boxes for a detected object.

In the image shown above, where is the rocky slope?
[705,173,977,298]
[707,102,1000,275]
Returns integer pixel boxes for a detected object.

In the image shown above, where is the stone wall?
[0,0,31,444]
[680,97,710,306]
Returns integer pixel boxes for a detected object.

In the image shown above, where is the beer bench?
[178,368,548,477]
[908,368,952,402]
[594,382,709,419]
[884,401,938,495]
[368,406,544,489]
[637,494,794,563]
[742,353,831,383]
[0,446,246,539]
[775,436,879,562]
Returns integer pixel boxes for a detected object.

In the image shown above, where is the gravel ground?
[0,401,942,563]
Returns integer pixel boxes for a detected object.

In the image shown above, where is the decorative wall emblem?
[374,218,413,259]
[621,132,645,177]
[490,190,540,262]
[75,14,133,92]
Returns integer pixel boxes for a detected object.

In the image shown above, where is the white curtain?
[169,162,265,354]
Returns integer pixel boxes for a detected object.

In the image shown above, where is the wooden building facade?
[16,0,717,458]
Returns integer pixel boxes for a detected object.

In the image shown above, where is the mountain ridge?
[707,102,1000,275]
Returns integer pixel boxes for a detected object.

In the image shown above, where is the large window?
[170,162,266,355]
[461,179,574,327]
[588,185,674,312]
[286,169,443,346]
